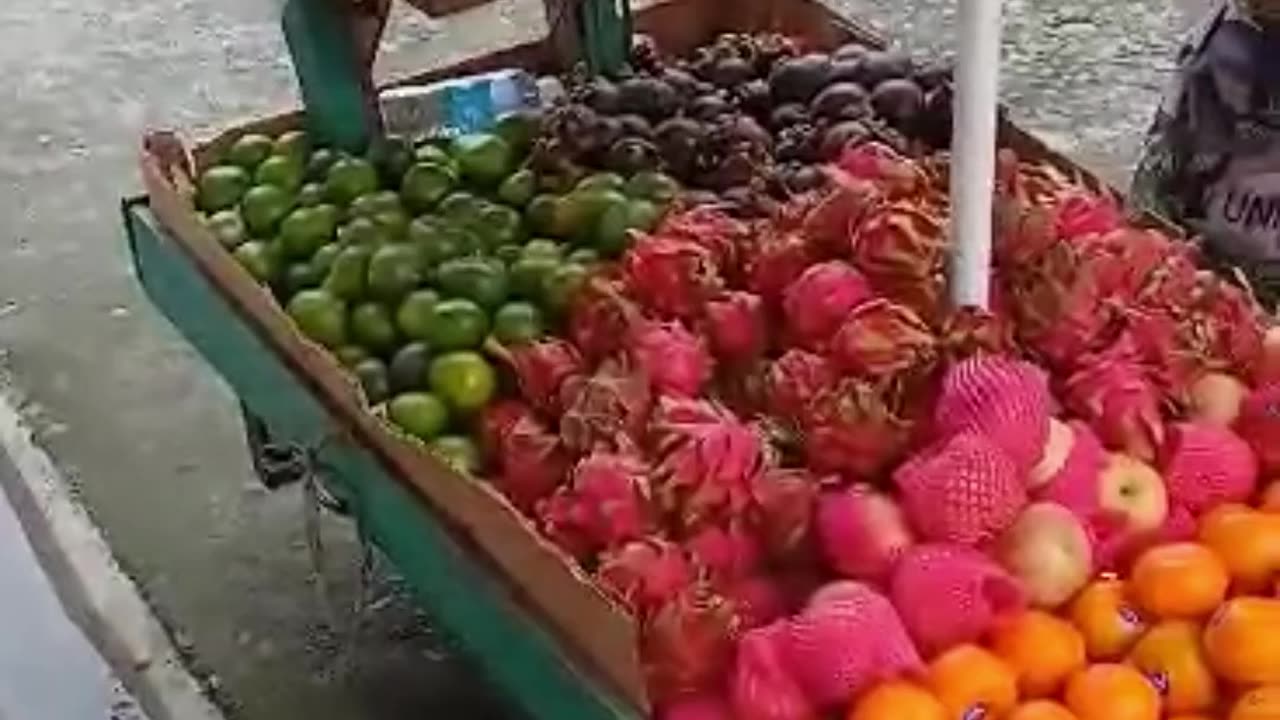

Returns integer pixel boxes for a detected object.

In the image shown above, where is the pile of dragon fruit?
[478,139,1280,719]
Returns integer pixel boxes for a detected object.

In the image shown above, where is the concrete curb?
[0,387,225,720]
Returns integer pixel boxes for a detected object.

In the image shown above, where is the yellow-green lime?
[323,245,372,301]
[401,162,457,214]
[541,262,590,316]
[424,298,489,351]
[232,240,281,284]
[241,184,294,237]
[497,169,537,209]
[366,244,423,302]
[349,302,399,355]
[198,165,251,213]
[280,204,338,259]
[521,238,565,260]
[395,289,440,342]
[226,133,274,170]
[254,154,304,193]
[508,255,560,301]
[271,130,310,164]
[428,351,497,415]
[349,191,404,219]
[575,171,627,193]
[388,392,449,441]
[337,217,384,247]
[296,182,327,207]
[325,156,379,205]
[449,133,512,188]
[286,288,348,349]
[435,257,509,310]
[624,170,681,205]
[205,209,247,249]
[492,301,545,345]
[334,345,370,368]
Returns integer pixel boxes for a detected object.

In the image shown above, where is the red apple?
[996,502,1093,608]
[1189,372,1248,427]
[1099,454,1168,535]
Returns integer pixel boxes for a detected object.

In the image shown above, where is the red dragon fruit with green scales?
[623,233,724,321]
[798,167,884,259]
[741,228,817,306]
[763,350,837,425]
[654,412,771,532]
[568,275,630,363]
[781,261,874,351]
[893,431,1027,546]
[626,318,715,399]
[539,449,655,558]
[478,399,536,460]
[559,357,653,454]
[1196,277,1265,375]
[597,538,694,617]
[643,582,740,702]
[731,621,817,720]
[834,141,929,200]
[685,523,762,586]
[655,205,749,275]
[727,575,788,630]
[495,337,584,417]
[802,378,913,481]
[1062,337,1166,462]
[850,200,946,284]
[493,415,572,514]
[828,298,937,378]
[931,355,1052,473]
[704,291,767,366]
[1052,191,1123,240]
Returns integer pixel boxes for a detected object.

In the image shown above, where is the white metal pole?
[948,0,1004,309]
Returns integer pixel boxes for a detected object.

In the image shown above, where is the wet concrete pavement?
[0,1,1196,718]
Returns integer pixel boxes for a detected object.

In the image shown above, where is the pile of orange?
[848,493,1280,720]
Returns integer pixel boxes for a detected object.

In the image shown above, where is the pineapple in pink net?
[816,484,915,585]
[889,543,1027,657]
[731,621,816,720]
[782,581,923,708]
[1160,422,1259,515]
[932,355,1053,473]
[893,432,1027,546]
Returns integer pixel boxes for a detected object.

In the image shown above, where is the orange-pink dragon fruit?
[782,581,922,707]
[655,205,749,275]
[781,261,874,350]
[559,358,654,453]
[731,622,817,720]
[1160,422,1258,514]
[655,413,770,532]
[799,167,884,259]
[803,379,912,481]
[1061,339,1166,462]
[834,141,929,200]
[764,350,837,424]
[816,484,914,585]
[889,543,1027,657]
[643,584,740,702]
[749,468,822,563]
[627,319,715,398]
[1052,191,1123,240]
[494,415,571,513]
[741,228,817,305]
[1235,383,1280,476]
[624,233,724,321]
[938,305,1015,362]
[850,200,946,283]
[539,449,654,558]
[597,538,694,617]
[568,275,630,362]
[893,431,1026,545]
[500,338,585,416]
[704,291,767,365]
[828,298,936,377]
[932,355,1052,473]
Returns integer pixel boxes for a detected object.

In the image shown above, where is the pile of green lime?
[197,124,679,469]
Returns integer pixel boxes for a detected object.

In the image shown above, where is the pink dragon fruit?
[732,622,817,720]
[656,415,769,531]
[749,468,821,562]
[559,358,653,453]
[727,576,788,629]
[624,234,723,321]
[781,261,874,350]
[828,299,936,377]
[500,338,584,416]
[494,415,571,513]
[889,543,1028,657]
[938,305,1015,363]
[931,355,1052,473]
[685,524,762,585]
[661,694,735,720]
[1062,339,1166,462]
[1053,192,1123,240]
[834,142,928,199]
[568,275,630,362]
[816,485,914,585]
[597,538,694,617]
[704,291,767,365]
[643,584,740,702]
[1236,383,1280,476]
[742,229,817,305]
[799,168,884,258]
[1160,422,1259,514]
[803,379,912,481]
[1199,277,1264,374]
[656,205,749,274]
[540,450,653,557]
[627,319,715,399]
[893,432,1027,546]
[850,200,946,282]
[782,581,923,707]
[764,350,837,424]
[478,399,536,460]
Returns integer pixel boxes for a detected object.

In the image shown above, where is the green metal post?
[581,0,632,76]
[282,0,376,152]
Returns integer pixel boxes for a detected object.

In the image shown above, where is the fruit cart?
[120,1,1132,718]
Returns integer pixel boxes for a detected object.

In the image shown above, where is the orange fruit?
[1203,597,1280,686]
[1260,481,1280,513]
[1230,686,1280,720]
[1007,700,1079,720]
[1064,664,1161,720]
[1167,716,1215,720]
[1127,620,1218,714]
[1130,543,1229,619]
[1069,578,1149,660]
[1199,504,1280,594]
[848,680,946,720]
[926,644,1019,720]
[989,610,1087,697]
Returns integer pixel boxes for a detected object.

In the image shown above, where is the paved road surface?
[0,1,1196,718]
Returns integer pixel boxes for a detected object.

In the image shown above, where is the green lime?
[338,217,385,247]
[414,143,456,171]
[438,192,483,224]
[471,203,525,251]
[280,205,338,259]
[287,288,348,348]
[197,165,251,213]
[542,262,589,316]
[366,244,423,302]
[435,257,509,310]
[497,169,537,209]
[388,342,432,394]
[206,209,247,249]
[576,172,627,193]
[283,261,324,295]
[429,351,497,415]
[350,301,399,355]
[493,110,541,156]
[349,191,404,219]
[521,239,565,260]
[401,162,458,214]
[492,301,545,345]
[325,157,380,205]
[524,194,561,237]
[367,136,416,188]
[353,358,391,405]
[297,182,327,207]
[508,255,560,302]
[624,171,680,205]
[370,208,410,243]
[272,130,310,165]
[429,435,482,475]
[335,345,370,368]
[309,243,344,277]
[595,198,659,257]
[566,188,628,245]
[388,392,449,441]
[254,154,304,193]
[449,133,513,188]
[240,184,294,237]
[424,298,489,351]
[566,247,601,266]
[409,217,478,267]
[233,240,281,284]
[226,134,274,170]
[323,245,373,301]
[494,244,523,266]
[395,289,440,342]
[306,148,339,182]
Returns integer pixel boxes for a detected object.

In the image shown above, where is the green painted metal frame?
[122,197,641,720]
